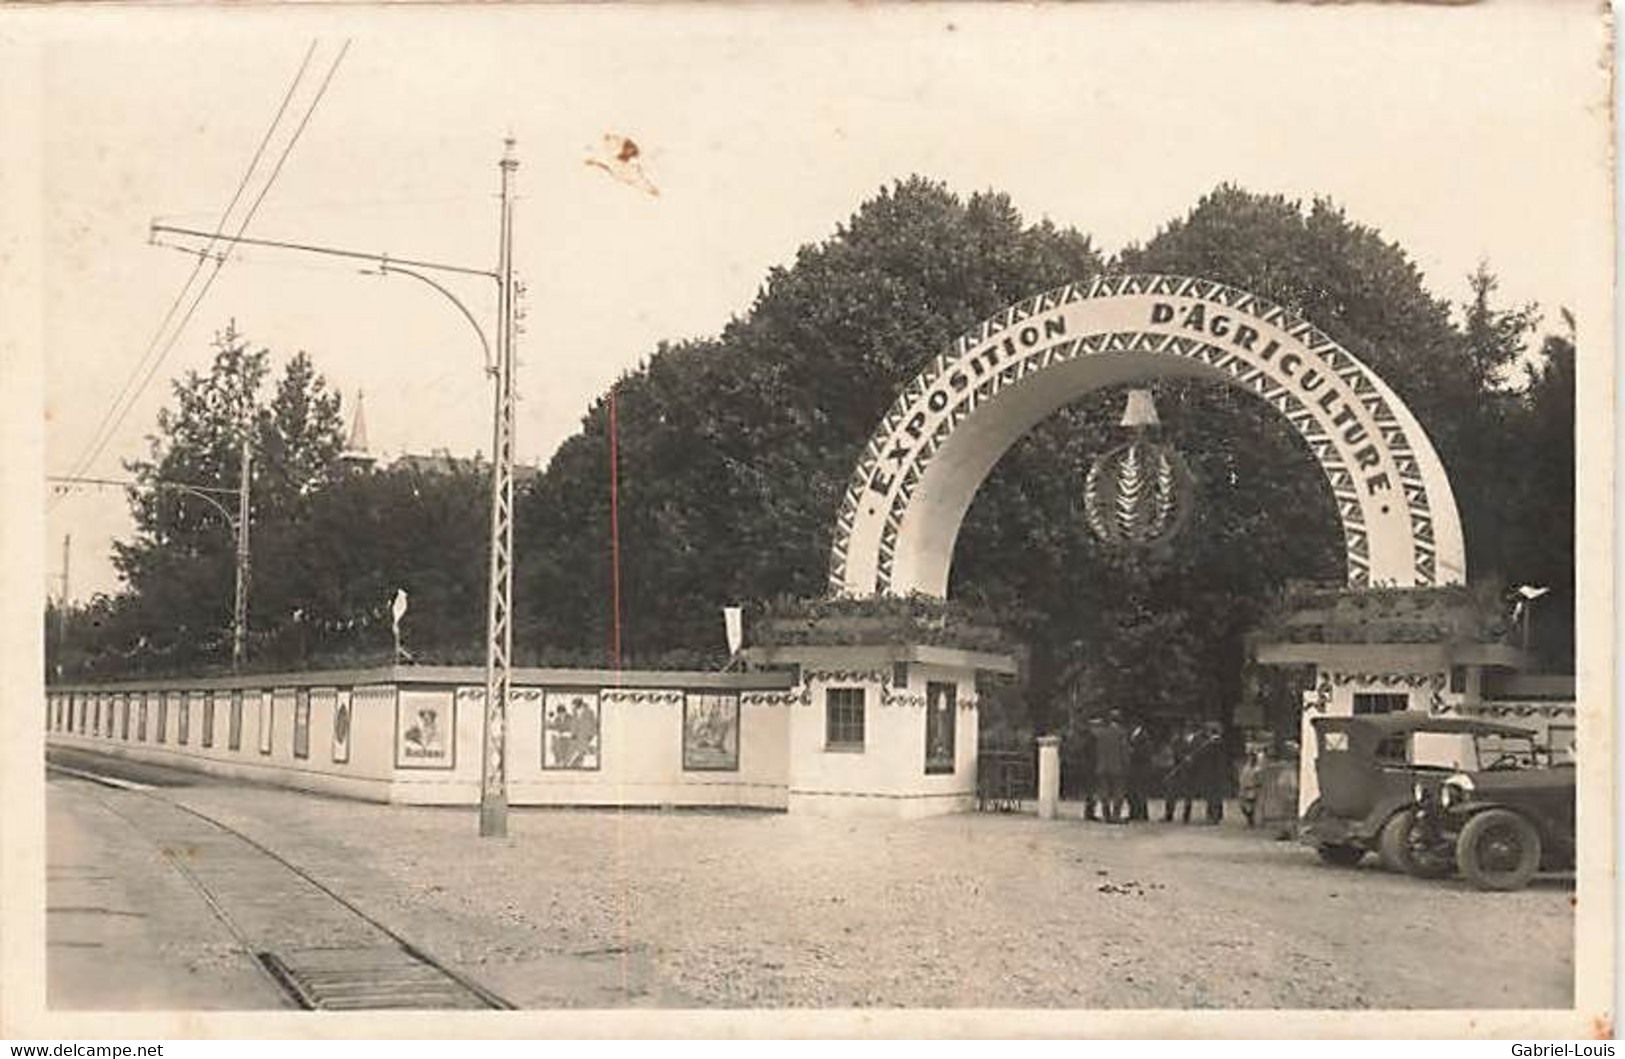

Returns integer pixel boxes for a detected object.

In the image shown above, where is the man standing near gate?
[1126,716,1156,821]
[1093,710,1130,823]
[1189,721,1229,825]
[1163,719,1198,823]
[1070,712,1100,821]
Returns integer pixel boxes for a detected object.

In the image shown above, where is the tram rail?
[49,764,513,1011]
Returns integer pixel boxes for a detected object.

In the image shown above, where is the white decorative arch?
[829,275,1466,598]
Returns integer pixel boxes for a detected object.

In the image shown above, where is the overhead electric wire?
[59,41,318,489]
[59,38,350,490]
[72,39,351,482]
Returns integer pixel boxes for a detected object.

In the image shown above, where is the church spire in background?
[338,389,377,473]
[347,389,370,453]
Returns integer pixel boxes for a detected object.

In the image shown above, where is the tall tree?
[248,349,347,638]
[113,322,268,668]
[257,350,346,513]
[1508,329,1576,669]
[108,322,346,673]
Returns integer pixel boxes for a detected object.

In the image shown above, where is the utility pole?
[232,412,253,673]
[480,138,518,839]
[57,533,70,676]
[149,138,521,837]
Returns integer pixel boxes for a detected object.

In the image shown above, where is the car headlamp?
[1441,773,1474,808]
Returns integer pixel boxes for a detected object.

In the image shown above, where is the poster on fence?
[396,691,453,769]
[293,690,311,760]
[925,682,956,774]
[332,688,352,764]
[258,691,275,755]
[202,692,216,748]
[542,691,600,770]
[683,692,739,771]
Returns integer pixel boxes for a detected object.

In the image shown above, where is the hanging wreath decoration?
[1083,389,1195,550]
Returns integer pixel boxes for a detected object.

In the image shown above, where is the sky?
[16,2,1614,602]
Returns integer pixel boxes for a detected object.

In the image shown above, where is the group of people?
[1068,712,1232,825]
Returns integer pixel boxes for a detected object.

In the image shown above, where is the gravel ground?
[152,783,1575,1011]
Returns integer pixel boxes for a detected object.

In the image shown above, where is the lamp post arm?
[372,262,495,377]
[149,222,498,281]
[48,475,239,527]
[160,483,239,527]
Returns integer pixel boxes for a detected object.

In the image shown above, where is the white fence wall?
[46,665,797,809]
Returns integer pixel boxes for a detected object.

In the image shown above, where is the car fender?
[1357,794,1419,842]
[1297,799,1357,848]
[1449,800,1562,847]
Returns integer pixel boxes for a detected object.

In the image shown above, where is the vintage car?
[1404,732,1576,890]
[1299,713,1546,873]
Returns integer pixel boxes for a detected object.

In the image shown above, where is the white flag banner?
[723,605,744,656]
[391,589,409,656]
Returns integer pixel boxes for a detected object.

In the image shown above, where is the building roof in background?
[390,449,539,484]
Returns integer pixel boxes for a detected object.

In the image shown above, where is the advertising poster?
[542,690,600,770]
[925,681,956,774]
[202,691,216,748]
[683,692,739,771]
[396,692,452,769]
[259,691,276,755]
[332,688,352,764]
[293,689,311,760]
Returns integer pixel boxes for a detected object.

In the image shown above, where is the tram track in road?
[49,765,514,1011]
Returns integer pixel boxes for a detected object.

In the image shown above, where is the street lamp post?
[231,411,253,673]
[48,474,251,667]
[148,139,522,837]
[480,140,519,838]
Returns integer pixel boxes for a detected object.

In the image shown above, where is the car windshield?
[1471,731,1539,770]
[1409,730,1473,770]
[1408,728,1537,770]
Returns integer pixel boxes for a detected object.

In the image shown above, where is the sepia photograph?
[0,0,1614,1041]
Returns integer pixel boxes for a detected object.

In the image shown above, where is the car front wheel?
[1378,810,1416,873]
[1455,808,1542,891]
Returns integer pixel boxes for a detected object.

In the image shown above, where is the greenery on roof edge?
[746,594,1019,654]
[1250,580,1516,647]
